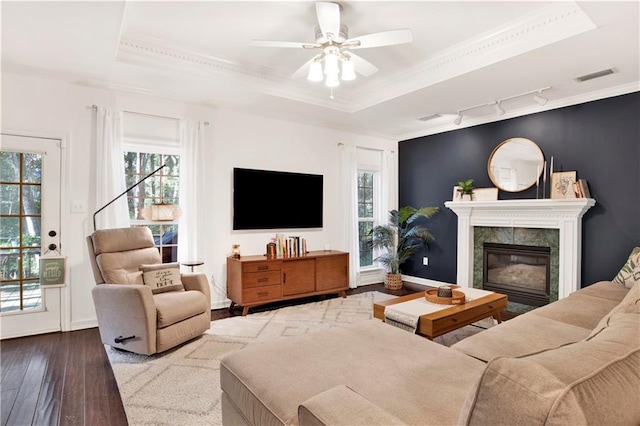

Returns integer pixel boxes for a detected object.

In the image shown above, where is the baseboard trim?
[71,319,98,330]
[401,275,455,288]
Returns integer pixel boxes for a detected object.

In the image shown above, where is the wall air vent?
[417,114,441,122]
[574,68,616,83]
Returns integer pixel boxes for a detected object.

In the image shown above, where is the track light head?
[494,102,505,116]
[533,93,548,106]
[453,113,462,125]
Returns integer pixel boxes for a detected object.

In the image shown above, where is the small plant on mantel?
[457,179,475,200]
[371,206,439,290]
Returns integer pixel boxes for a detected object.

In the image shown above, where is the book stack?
[573,179,591,198]
[275,234,308,257]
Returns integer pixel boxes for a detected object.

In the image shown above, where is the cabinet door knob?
[258,278,268,283]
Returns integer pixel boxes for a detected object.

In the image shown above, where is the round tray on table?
[424,288,466,305]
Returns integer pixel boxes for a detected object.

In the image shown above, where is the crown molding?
[349,1,597,112]
[117,33,354,112]
[399,82,640,141]
[115,2,596,114]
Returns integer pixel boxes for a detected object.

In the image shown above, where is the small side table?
[181,261,204,272]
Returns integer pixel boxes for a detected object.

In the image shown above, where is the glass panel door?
[0,134,62,338]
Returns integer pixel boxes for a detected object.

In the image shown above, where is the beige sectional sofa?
[220,280,640,425]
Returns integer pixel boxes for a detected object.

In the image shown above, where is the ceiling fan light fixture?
[325,73,340,88]
[308,61,324,81]
[324,53,339,75]
[341,59,356,81]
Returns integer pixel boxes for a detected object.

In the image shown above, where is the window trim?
[357,167,381,270]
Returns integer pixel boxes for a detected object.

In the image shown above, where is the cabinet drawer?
[243,261,281,274]
[243,271,281,288]
[243,284,282,304]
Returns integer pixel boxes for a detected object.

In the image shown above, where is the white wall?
[1,73,396,330]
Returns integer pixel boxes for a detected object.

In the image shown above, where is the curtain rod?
[90,105,209,126]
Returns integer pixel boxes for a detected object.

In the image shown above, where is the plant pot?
[384,273,403,290]
[461,193,472,201]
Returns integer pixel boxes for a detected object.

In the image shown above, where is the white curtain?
[178,120,206,263]
[340,143,360,288]
[95,107,129,230]
[381,149,397,213]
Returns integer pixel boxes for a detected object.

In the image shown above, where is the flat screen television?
[233,168,323,230]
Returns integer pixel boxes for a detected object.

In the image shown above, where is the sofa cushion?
[459,313,640,425]
[96,248,161,284]
[298,385,405,426]
[154,290,208,328]
[612,247,640,288]
[528,292,621,329]
[141,262,184,294]
[574,280,630,302]
[220,319,485,426]
[451,314,591,362]
[589,281,640,339]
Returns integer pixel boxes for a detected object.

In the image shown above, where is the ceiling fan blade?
[347,53,378,77]
[347,28,413,49]
[291,56,319,79]
[252,40,318,49]
[316,2,340,40]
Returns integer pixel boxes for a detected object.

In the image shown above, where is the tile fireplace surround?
[445,198,595,300]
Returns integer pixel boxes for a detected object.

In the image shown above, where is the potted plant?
[371,206,439,290]
[457,179,475,201]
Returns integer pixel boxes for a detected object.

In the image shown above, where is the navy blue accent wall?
[398,92,640,287]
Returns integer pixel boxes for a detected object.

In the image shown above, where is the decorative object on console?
[471,187,499,201]
[573,178,591,198]
[232,244,241,259]
[487,137,544,193]
[456,179,475,201]
[425,288,465,305]
[371,205,439,290]
[550,171,577,199]
[437,285,454,298]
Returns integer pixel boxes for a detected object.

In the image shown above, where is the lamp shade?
[324,53,339,75]
[308,61,323,82]
[325,73,340,87]
[141,203,182,221]
[341,59,356,81]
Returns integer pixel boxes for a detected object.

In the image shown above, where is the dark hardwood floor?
[0,283,516,425]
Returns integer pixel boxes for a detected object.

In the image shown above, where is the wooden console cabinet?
[227,251,349,316]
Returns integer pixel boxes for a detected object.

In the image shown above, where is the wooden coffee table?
[373,290,508,340]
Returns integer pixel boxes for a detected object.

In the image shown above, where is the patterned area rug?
[106,291,493,425]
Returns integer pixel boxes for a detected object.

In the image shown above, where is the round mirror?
[488,137,544,192]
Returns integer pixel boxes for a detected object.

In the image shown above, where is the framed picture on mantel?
[551,171,577,199]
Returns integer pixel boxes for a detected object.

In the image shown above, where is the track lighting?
[533,92,548,106]
[438,87,552,127]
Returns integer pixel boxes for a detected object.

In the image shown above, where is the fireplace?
[444,199,595,300]
[483,243,550,307]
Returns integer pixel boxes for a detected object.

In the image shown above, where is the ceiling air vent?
[417,114,441,122]
[574,68,616,83]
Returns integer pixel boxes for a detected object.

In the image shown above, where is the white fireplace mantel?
[445,198,596,300]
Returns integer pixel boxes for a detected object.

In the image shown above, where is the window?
[357,171,376,268]
[124,151,180,263]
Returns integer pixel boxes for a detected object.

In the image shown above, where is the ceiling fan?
[252,2,413,90]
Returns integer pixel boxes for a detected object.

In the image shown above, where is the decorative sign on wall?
[40,257,66,286]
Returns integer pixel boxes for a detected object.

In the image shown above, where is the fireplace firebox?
[483,243,550,307]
